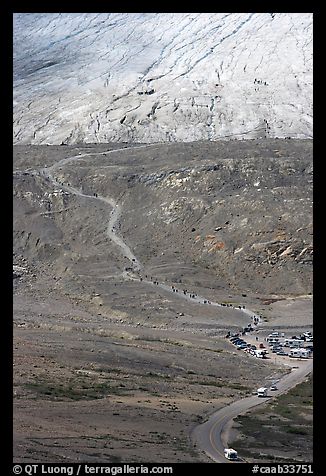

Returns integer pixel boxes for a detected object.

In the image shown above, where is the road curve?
[191,359,313,463]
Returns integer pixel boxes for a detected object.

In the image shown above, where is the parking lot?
[226,323,313,364]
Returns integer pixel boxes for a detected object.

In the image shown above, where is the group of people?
[130,272,261,322]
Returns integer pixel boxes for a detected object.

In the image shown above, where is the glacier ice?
[13,13,313,144]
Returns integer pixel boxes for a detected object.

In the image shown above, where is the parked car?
[303,332,312,338]
[269,332,279,337]
[267,338,279,344]
[276,351,287,356]
[270,384,278,391]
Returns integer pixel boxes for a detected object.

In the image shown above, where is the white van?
[257,387,268,397]
[224,448,238,460]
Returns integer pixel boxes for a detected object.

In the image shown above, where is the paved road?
[191,359,313,463]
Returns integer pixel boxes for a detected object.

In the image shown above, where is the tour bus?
[289,348,312,358]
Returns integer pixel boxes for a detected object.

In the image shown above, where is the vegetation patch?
[230,375,313,462]
[25,378,132,401]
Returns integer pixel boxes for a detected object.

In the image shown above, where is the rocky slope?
[13,140,312,296]
[13,13,312,144]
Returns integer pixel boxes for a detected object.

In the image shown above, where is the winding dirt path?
[38,145,261,323]
[40,145,149,270]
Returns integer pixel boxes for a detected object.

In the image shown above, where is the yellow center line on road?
[209,414,228,459]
